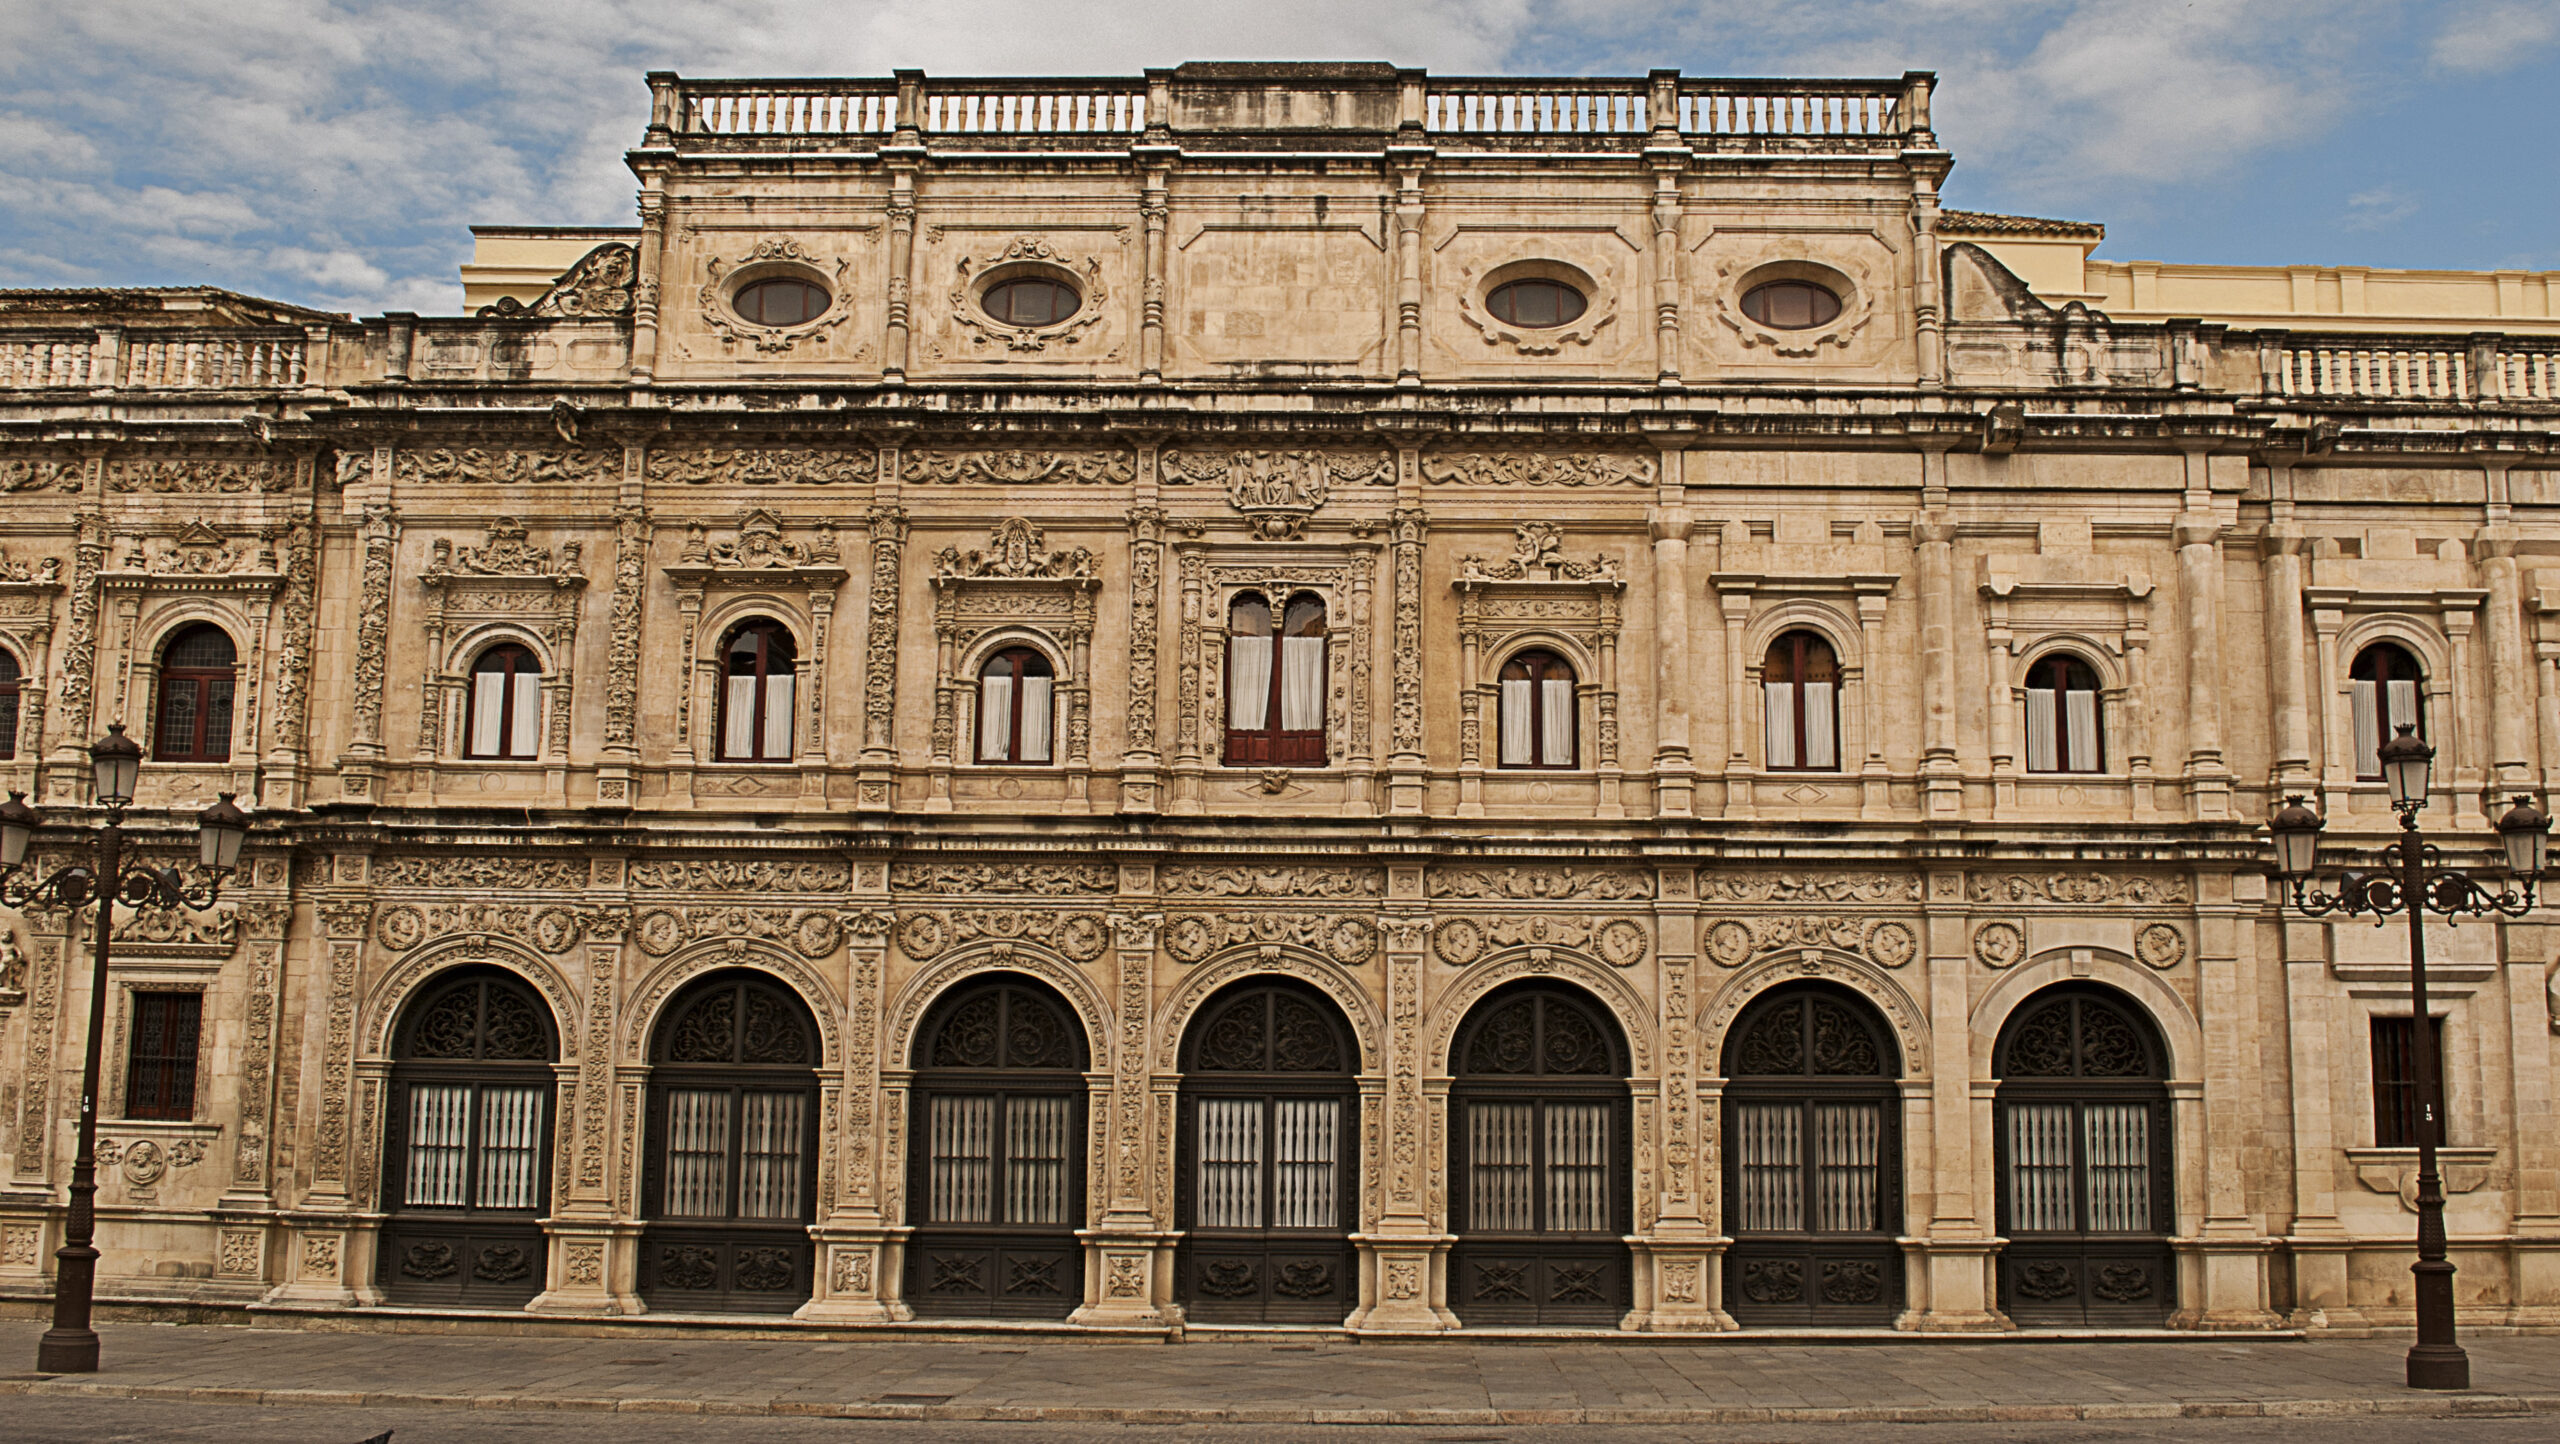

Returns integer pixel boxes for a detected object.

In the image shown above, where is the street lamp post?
[2266,722,2549,1392]
[0,725,248,1375]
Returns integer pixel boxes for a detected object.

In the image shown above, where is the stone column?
[1350,905,1452,1332]
[261,510,319,809]
[1917,496,1962,816]
[1719,582,1754,820]
[1645,92,1687,388]
[1904,71,1947,388]
[880,73,923,382]
[1137,161,1170,382]
[1649,458,1696,817]
[2480,490,2533,795]
[1392,159,1426,388]
[2176,465,2232,819]
[1121,505,1166,813]
[2263,468,2313,791]
[1171,539,1205,813]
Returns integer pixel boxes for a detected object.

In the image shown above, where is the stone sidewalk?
[1,1322,2556,1425]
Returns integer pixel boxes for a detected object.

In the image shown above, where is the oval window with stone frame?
[731,277,830,328]
[981,276,1082,328]
[1486,278,1588,329]
[1741,280,1843,330]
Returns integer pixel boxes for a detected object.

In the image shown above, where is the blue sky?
[2,0,2554,316]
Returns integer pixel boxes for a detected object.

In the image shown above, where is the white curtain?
[724,675,758,759]
[663,1088,730,1217]
[1499,679,1533,765]
[2386,677,2421,750]
[1468,1101,1535,1230]
[1019,674,1053,762]
[404,1083,472,1207]
[470,675,507,757]
[978,673,1014,761]
[1279,636,1325,730]
[760,674,794,759]
[508,674,540,758]
[1764,683,1796,769]
[1541,676,1574,766]
[1006,1094,1072,1224]
[1271,1098,1338,1228]
[929,1094,995,1224]
[1197,1098,1263,1228]
[1803,681,1836,768]
[1732,1102,1802,1232]
[475,1085,545,1209]
[2065,688,2100,771]
[2025,686,2058,772]
[1544,1102,1610,1231]
[2083,1103,2152,1232]
[1812,1102,1880,1232]
[2005,1102,2075,1231]
[1229,637,1273,730]
[737,1090,804,1220]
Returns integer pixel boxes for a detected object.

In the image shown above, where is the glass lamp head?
[197,793,249,872]
[2496,794,2551,878]
[2267,795,2325,880]
[0,790,40,869]
[2378,723,2434,809]
[89,725,142,807]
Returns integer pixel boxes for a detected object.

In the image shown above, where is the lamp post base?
[2406,1343,2470,1391]
[35,1326,98,1374]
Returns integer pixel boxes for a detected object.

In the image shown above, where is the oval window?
[732,277,829,327]
[982,276,1081,328]
[1486,278,1588,329]
[1740,280,1843,330]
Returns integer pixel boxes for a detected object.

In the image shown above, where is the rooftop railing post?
[1647,69,1680,144]
[1901,70,1937,147]
[643,71,679,147]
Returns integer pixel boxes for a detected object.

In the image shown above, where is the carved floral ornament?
[107,454,294,494]
[700,236,857,354]
[477,242,635,320]
[378,901,610,957]
[647,448,871,487]
[1433,914,1648,968]
[1161,448,1394,541]
[634,905,844,960]
[1459,522,1621,583]
[393,447,616,486]
[1420,450,1653,488]
[108,519,276,579]
[901,448,1135,486]
[671,508,843,577]
[1702,915,1916,970]
[1162,912,1377,967]
[896,908,1112,964]
[932,518,1096,581]
[424,516,582,581]
[1427,866,1651,901]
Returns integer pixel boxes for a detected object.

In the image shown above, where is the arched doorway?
[1720,983,1903,1325]
[1176,981,1358,1323]
[1994,985,2175,1325]
[1447,983,1632,1326]
[377,967,558,1307]
[905,976,1089,1318]
[639,970,820,1313]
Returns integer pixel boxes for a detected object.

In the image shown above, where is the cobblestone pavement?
[0,1321,2554,1429]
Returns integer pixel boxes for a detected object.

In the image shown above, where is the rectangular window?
[759,675,794,760]
[1228,636,1274,730]
[1812,1102,1880,1232]
[1278,636,1325,730]
[1196,1098,1263,1229]
[1017,674,1053,763]
[0,685,19,760]
[1732,1102,1803,1232]
[475,1084,546,1209]
[2372,1016,2446,1148]
[1544,1102,1611,1232]
[1467,1101,1535,1231]
[1270,1098,1338,1229]
[736,1090,805,1219]
[404,1082,473,1207]
[123,990,200,1121]
[2004,1101,2076,1231]
[663,1087,731,1217]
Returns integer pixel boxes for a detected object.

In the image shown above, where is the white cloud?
[2343,187,2420,232]
[0,1,2524,311]
[2431,2,2560,72]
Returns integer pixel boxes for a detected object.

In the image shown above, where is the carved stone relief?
[1162,447,1392,541]
[901,448,1136,486]
[1420,451,1653,488]
[1967,872,2190,905]
[1160,912,1376,966]
[1701,915,1917,969]
[893,908,1111,964]
[889,861,1115,895]
[1427,866,1651,901]
[1432,914,1648,968]
[1699,871,1924,904]
[392,448,616,485]
[1159,865,1382,899]
[646,448,870,487]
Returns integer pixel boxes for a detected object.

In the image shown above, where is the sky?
[1,0,2554,317]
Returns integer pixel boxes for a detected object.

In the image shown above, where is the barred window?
[153,624,236,762]
[123,991,201,1121]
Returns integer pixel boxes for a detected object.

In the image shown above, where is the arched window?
[641,971,820,1312]
[1225,592,1326,767]
[1994,987,2173,1324]
[152,624,237,763]
[716,621,796,763]
[465,644,542,760]
[1721,984,1902,1324]
[0,647,20,761]
[906,977,1088,1318]
[378,968,558,1307]
[2350,642,2425,781]
[1177,982,1357,1323]
[1498,650,1577,769]
[2024,653,2103,774]
[976,648,1055,765]
[1448,985,1630,1325]
[1762,630,1839,771]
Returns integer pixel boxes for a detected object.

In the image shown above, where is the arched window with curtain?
[1721,983,1902,1324]
[1761,630,1839,771]
[2023,653,2103,774]
[2350,642,2425,781]
[153,624,237,763]
[1994,986,2174,1325]
[1498,650,1577,769]
[976,647,1055,765]
[465,643,542,760]
[1225,591,1327,767]
[0,646,19,761]
[716,620,796,763]
[905,976,1089,1318]
[378,968,558,1307]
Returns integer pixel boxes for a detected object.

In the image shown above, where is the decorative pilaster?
[1392,159,1427,387]
[1121,505,1165,813]
[220,900,293,1206]
[2263,482,2314,791]
[1138,165,1170,381]
[1072,907,1177,1326]
[268,896,373,1307]
[1386,508,1429,814]
[41,506,104,802]
[1170,539,1205,813]
[1916,501,1961,816]
[2480,515,2533,794]
[801,904,900,1322]
[337,505,399,803]
[261,512,318,808]
[1349,909,1454,1332]
[1645,87,1687,388]
[1649,502,1696,818]
[2175,466,2231,818]
[858,504,907,811]
[882,164,918,382]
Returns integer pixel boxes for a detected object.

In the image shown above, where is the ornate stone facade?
[2,63,2558,1337]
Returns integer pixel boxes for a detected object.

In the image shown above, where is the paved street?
[0,1320,2555,1435]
